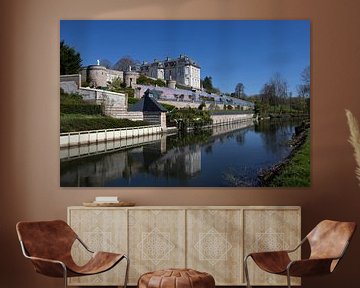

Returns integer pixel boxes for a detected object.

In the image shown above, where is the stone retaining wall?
[211,113,254,125]
[60,125,162,148]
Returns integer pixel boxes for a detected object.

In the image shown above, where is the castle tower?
[86,65,107,87]
[167,79,176,89]
[124,67,139,88]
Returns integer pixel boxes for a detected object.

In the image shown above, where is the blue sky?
[60,20,310,95]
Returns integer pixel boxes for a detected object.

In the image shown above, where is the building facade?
[140,55,201,89]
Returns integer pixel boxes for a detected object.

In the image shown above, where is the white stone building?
[140,55,201,89]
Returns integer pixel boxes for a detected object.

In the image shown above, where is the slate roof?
[128,91,167,112]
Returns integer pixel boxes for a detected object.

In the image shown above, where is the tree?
[234,83,245,99]
[297,66,310,98]
[297,66,310,114]
[260,73,288,113]
[202,76,220,94]
[112,56,138,71]
[108,77,123,93]
[202,76,213,91]
[60,40,82,75]
[100,59,112,69]
[271,73,288,105]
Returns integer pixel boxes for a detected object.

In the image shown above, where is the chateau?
[140,55,201,89]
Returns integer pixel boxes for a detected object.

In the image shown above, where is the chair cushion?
[250,251,291,274]
[138,268,215,288]
[67,252,124,276]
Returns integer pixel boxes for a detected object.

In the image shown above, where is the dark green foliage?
[128,97,139,105]
[167,108,212,130]
[137,75,166,87]
[199,95,214,102]
[202,76,220,94]
[60,114,150,133]
[60,104,102,115]
[108,78,135,98]
[198,102,206,110]
[60,91,85,104]
[160,103,176,111]
[175,83,193,91]
[108,77,123,92]
[60,40,82,75]
[60,91,102,115]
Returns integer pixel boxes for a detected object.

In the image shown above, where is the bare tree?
[99,59,112,69]
[260,73,289,114]
[297,66,310,98]
[271,73,288,105]
[297,66,310,114]
[112,56,138,71]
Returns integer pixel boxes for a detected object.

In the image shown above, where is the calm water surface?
[60,119,304,187]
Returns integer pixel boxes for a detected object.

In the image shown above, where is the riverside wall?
[210,113,254,125]
[60,125,162,148]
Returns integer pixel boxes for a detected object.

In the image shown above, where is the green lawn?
[269,132,310,187]
[60,114,150,133]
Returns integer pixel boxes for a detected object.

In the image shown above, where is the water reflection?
[60,119,304,187]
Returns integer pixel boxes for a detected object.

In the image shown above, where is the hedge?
[60,104,103,115]
[60,114,150,133]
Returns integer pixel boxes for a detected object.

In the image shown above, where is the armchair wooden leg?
[244,255,252,288]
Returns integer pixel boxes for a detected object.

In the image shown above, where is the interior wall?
[1,0,360,287]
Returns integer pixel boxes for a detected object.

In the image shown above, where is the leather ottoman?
[138,268,215,288]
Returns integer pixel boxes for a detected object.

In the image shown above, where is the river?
[60,118,305,187]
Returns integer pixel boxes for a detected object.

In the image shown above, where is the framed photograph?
[60,20,310,187]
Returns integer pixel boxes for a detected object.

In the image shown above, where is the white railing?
[60,125,162,147]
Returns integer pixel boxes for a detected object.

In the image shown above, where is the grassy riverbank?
[268,131,310,187]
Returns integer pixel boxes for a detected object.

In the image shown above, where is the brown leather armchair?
[244,220,356,288]
[16,220,129,288]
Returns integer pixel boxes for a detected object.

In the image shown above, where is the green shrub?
[137,74,166,87]
[60,114,150,133]
[60,104,102,115]
[160,103,176,111]
[175,83,193,91]
[167,108,212,130]
[128,97,139,105]
[60,91,85,104]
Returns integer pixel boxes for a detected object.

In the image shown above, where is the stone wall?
[211,113,254,125]
[60,74,81,93]
[77,87,128,116]
[113,111,144,121]
[60,74,81,85]
[60,80,79,94]
[105,69,124,84]
[143,112,164,126]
